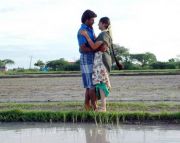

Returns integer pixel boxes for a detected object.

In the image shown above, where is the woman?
[80,17,112,112]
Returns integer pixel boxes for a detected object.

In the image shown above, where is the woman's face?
[98,21,104,30]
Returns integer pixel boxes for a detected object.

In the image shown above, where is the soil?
[0,75,180,102]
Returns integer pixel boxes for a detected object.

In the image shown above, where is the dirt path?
[0,75,180,102]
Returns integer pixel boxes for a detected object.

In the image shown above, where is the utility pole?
[29,56,33,69]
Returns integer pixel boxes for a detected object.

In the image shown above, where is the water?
[0,122,180,143]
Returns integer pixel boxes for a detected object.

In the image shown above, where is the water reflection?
[84,125,110,143]
[0,123,180,143]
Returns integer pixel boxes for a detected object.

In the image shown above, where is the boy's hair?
[81,9,97,23]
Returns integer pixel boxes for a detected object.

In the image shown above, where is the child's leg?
[99,89,106,112]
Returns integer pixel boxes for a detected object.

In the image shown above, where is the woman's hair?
[81,10,97,23]
[100,17,123,70]
[99,17,110,29]
[100,17,112,39]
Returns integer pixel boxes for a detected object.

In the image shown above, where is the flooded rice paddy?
[0,122,180,143]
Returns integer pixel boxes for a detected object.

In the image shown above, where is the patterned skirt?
[92,51,111,89]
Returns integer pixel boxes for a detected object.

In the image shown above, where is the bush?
[119,62,141,70]
[150,62,176,69]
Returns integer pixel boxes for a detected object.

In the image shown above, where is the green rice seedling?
[0,109,180,124]
[63,113,66,122]
[116,113,119,125]
[80,112,87,122]
[104,113,109,124]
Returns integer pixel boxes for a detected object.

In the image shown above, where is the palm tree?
[0,59,15,67]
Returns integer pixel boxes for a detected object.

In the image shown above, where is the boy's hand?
[98,44,108,52]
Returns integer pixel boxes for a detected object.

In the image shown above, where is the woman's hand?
[80,30,88,37]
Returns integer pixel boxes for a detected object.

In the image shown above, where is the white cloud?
[112,0,180,61]
[0,0,180,68]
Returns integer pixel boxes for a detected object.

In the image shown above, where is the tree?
[112,44,130,62]
[111,44,131,69]
[150,61,176,69]
[46,58,69,71]
[168,58,175,62]
[34,60,45,69]
[168,57,180,69]
[130,52,157,67]
[0,60,4,67]
[0,59,15,67]
[64,59,80,71]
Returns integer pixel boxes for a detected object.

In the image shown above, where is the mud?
[0,75,179,102]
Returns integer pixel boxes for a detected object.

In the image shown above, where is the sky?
[0,0,180,69]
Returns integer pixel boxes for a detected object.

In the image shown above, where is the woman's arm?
[80,30,103,50]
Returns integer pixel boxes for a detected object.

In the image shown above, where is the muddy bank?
[0,75,180,102]
[0,71,180,78]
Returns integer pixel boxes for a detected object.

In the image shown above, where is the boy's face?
[86,18,95,27]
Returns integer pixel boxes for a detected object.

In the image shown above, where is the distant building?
[40,66,48,72]
[0,66,7,71]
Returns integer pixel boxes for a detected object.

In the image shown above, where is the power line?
[29,56,33,69]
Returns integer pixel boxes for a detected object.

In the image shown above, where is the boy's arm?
[79,44,93,53]
[86,36,103,50]
[78,31,94,53]
[98,43,108,52]
[80,30,103,50]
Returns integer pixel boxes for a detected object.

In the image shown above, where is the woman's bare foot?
[95,107,106,112]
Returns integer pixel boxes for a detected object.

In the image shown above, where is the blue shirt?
[77,24,95,54]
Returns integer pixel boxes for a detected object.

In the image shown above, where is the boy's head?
[81,9,97,27]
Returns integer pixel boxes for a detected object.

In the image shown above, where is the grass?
[0,109,180,124]
[0,102,180,123]
[1,69,180,76]
[0,102,180,112]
